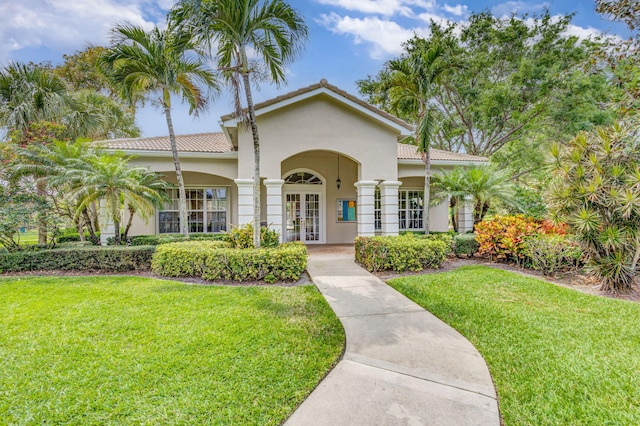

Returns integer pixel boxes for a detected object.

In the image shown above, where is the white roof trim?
[398,159,489,167]
[222,87,413,136]
[114,150,238,160]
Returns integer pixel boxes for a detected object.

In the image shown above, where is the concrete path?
[285,248,500,426]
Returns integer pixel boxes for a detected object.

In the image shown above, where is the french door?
[284,192,322,243]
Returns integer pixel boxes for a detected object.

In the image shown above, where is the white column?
[379,181,402,236]
[457,196,474,233]
[234,179,254,226]
[264,179,285,242]
[99,199,116,245]
[355,181,378,237]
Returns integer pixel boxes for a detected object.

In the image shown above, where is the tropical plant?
[475,214,567,264]
[548,123,640,293]
[0,63,74,139]
[62,151,169,245]
[432,165,518,228]
[12,138,100,244]
[430,167,465,231]
[98,24,218,236]
[171,0,308,247]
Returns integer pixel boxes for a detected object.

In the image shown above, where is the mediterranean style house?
[100,79,487,244]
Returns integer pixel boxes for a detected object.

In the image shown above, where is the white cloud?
[491,1,550,17]
[564,24,603,40]
[0,0,174,65]
[442,4,468,17]
[314,0,435,17]
[317,12,429,59]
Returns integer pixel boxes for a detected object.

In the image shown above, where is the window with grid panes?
[374,188,424,231]
[158,187,228,234]
[374,189,381,231]
[398,189,423,231]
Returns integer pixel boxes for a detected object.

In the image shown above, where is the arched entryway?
[282,169,326,243]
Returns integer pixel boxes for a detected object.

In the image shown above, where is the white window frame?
[157,186,229,234]
[374,188,424,231]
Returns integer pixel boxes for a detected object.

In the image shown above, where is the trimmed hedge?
[355,235,451,273]
[56,231,101,244]
[151,241,307,284]
[0,246,156,273]
[453,234,479,257]
[127,233,225,246]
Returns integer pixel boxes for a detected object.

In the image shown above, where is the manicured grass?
[388,266,640,425]
[0,276,344,424]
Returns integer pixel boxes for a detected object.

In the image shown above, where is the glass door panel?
[285,193,301,242]
[304,193,320,242]
[284,192,322,243]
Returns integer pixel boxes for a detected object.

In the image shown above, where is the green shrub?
[151,241,306,283]
[354,235,451,273]
[126,233,224,246]
[223,224,280,248]
[453,234,479,257]
[524,234,582,275]
[57,230,101,244]
[419,232,454,247]
[0,246,156,273]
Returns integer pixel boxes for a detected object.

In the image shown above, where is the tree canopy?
[358,12,616,171]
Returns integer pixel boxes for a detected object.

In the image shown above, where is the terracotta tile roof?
[398,143,489,163]
[97,132,234,153]
[220,79,414,132]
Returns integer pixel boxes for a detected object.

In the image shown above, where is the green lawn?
[0,276,344,425]
[388,266,640,425]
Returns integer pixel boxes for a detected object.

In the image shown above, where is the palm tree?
[98,24,218,236]
[432,165,519,229]
[431,167,466,232]
[0,63,73,138]
[171,0,308,247]
[63,151,169,245]
[14,139,100,244]
[385,42,448,234]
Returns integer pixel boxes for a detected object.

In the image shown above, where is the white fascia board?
[398,159,489,167]
[111,150,238,160]
[221,87,413,136]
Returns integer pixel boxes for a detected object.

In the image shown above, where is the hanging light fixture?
[336,154,341,189]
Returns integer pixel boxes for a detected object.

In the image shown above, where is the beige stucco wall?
[236,94,400,182]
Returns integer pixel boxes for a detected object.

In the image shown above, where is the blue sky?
[0,0,629,138]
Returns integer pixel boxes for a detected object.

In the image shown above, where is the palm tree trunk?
[36,181,47,245]
[82,209,100,245]
[450,198,458,233]
[423,150,431,235]
[164,102,189,237]
[123,205,135,241]
[241,48,261,248]
[75,219,85,243]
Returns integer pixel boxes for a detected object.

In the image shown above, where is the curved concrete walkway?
[285,247,500,426]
